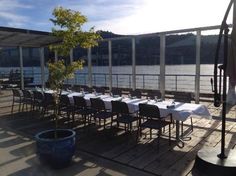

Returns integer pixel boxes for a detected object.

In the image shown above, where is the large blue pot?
[35,129,76,169]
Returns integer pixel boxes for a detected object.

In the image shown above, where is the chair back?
[33,91,44,101]
[147,90,161,99]
[12,89,22,98]
[139,103,160,120]
[111,100,129,115]
[90,98,105,111]
[130,89,142,98]
[73,96,87,108]
[111,88,122,96]
[43,93,55,105]
[22,89,32,99]
[174,92,192,103]
[59,94,71,107]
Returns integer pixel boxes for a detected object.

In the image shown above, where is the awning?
[0,26,61,47]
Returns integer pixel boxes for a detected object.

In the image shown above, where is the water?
[0,65,214,93]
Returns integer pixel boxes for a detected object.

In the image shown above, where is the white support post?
[54,50,58,62]
[132,37,136,90]
[19,46,24,90]
[70,49,74,87]
[87,48,92,88]
[160,34,166,99]
[108,40,112,91]
[40,47,45,89]
[195,30,201,104]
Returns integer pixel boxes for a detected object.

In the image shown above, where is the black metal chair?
[41,92,56,117]
[22,89,33,112]
[90,98,114,129]
[138,103,172,149]
[111,88,122,97]
[111,100,139,132]
[174,92,193,135]
[11,89,23,113]
[130,89,142,98]
[58,94,74,126]
[32,91,44,111]
[73,96,95,126]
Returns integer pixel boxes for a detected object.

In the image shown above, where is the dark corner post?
[218,22,229,159]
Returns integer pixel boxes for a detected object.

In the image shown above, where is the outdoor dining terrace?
[0,87,235,176]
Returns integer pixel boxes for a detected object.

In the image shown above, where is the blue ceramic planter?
[35,129,76,169]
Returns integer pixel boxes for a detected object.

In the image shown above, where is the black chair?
[147,90,161,99]
[11,89,23,113]
[174,92,193,135]
[22,89,33,112]
[32,91,44,111]
[59,94,74,126]
[41,93,56,117]
[90,98,114,129]
[111,100,139,132]
[130,89,142,98]
[73,96,95,126]
[138,103,172,149]
[94,87,105,94]
[111,88,122,97]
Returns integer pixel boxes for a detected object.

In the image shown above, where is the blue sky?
[0,0,232,34]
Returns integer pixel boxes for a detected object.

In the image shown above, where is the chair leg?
[11,101,14,114]
[103,119,106,129]
[181,121,184,137]
[157,129,161,151]
[150,129,152,139]
[190,117,193,131]
[169,124,171,146]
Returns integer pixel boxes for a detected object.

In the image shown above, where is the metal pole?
[19,46,24,90]
[108,40,112,91]
[87,48,92,88]
[160,34,166,99]
[195,30,201,103]
[132,37,136,90]
[40,47,45,89]
[218,24,229,159]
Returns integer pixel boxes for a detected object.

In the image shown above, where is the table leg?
[176,120,185,148]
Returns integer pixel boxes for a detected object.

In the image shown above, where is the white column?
[87,48,92,88]
[108,40,112,91]
[132,37,136,90]
[54,50,58,62]
[19,46,24,90]
[70,49,74,87]
[160,34,166,99]
[40,47,45,89]
[195,30,201,104]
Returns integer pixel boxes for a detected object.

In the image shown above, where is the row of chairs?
[11,89,56,116]
[59,95,173,149]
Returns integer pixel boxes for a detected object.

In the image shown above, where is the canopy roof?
[0,26,61,47]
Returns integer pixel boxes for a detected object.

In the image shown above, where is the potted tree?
[35,6,101,168]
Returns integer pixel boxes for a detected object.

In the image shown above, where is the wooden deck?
[0,90,236,176]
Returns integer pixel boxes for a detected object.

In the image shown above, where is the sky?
[0,0,233,35]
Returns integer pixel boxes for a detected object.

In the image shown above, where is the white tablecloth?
[67,93,211,121]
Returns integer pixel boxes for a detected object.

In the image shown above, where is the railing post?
[108,40,112,91]
[116,74,118,88]
[160,34,166,99]
[39,47,45,89]
[143,75,145,89]
[19,46,24,90]
[175,75,177,91]
[195,30,201,103]
[87,48,92,88]
[132,37,136,90]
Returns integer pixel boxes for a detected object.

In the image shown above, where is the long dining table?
[44,90,211,147]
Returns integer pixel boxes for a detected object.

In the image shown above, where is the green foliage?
[48,60,84,91]
[50,6,101,56]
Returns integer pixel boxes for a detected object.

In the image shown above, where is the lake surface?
[0,64,215,93]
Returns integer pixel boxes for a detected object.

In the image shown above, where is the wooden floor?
[0,90,236,176]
